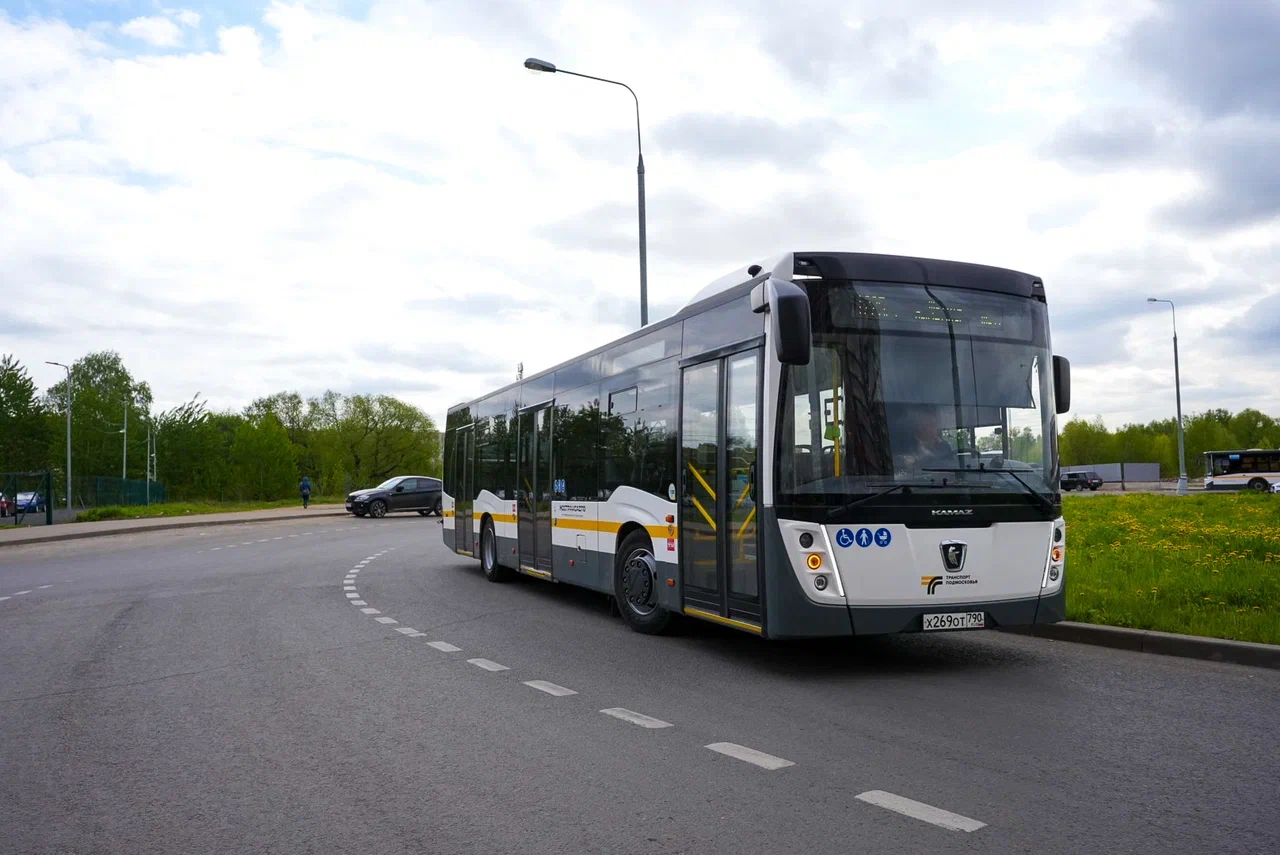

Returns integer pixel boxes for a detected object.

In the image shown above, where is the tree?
[44,351,152,484]
[1058,416,1113,466]
[230,414,297,501]
[0,355,51,471]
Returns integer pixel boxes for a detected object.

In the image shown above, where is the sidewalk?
[0,504,350,548]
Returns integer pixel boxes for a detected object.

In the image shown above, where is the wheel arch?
[615,522,652,562]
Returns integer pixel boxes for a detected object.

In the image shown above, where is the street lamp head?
[1146,297,1158,303]
[524,57,557,73]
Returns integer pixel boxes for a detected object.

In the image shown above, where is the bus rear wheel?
[480,518,513,583]
[615,530,673,635]
[1248,478,1269,492]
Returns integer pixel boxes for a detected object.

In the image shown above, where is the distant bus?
[442,251,1072,639]
[1203,449,1280,492]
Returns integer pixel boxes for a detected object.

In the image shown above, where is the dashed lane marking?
[375,616,398,624]
[344,585,357,591]
[601,708,672,729]
[37,585,52,589]
[395,627,421,635]
[855,791,986,833]
[468,658,509,672]
[0,597,9,601]
[345,593,360,599]
[351,600,367,606]
[705,743,794,770]
[361,608,381,614]
[523,680,576,697]
[427,641,462,653]
[211,547,222,551]
[13,591,31,596]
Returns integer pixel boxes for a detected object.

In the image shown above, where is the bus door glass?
[458,426,474,554]
[517,405,554,574]
[680,347,762,624]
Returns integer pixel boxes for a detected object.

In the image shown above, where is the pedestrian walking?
[299,476,312,509]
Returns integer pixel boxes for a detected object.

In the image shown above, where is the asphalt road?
[2,515,1277,854]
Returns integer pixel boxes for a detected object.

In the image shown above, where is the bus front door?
[680,347,762,629]
[457,425,474,555]
[517,405,553,576]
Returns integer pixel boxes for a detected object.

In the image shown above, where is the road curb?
[1007,621,1280,670]
[0,508,351,548]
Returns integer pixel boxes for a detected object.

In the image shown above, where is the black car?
[346,476,442,518]
[1060,471,1103,491]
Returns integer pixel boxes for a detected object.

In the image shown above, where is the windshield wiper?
[922,465,1057,513]
[825,481,964,518]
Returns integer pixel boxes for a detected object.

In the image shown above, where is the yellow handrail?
[690,495,716,531]
[734,506,757,542]
[686,460,716,501]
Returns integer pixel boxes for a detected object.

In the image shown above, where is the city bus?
[441,251,1072,638]
[1203,449,1280,492]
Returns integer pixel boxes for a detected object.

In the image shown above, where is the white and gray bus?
[442,251,1072,638]
[1203,449,1280,492]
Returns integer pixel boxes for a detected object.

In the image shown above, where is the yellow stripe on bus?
[683,607,762,634]
[551,517,677,542]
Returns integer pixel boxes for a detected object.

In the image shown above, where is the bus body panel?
[825,521,1052,606]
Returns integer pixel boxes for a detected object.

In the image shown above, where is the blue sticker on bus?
[855,528,874,548]
[836,528,855,548]
[874,528,892,547]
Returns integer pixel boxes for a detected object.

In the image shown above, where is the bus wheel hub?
[623,551,657,614]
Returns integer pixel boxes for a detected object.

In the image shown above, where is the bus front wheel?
[480,518,513,583]
[615,530,673,635]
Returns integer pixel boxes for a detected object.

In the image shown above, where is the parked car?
[346,476,442,519]
[1060,471,1103,492]
[0,493,10,517]
[14,491,46,513]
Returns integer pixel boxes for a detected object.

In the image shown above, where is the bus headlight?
[1042,520,1066,590]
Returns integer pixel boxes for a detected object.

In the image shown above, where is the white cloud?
[1,0,1277,430]
[119,16,183,48]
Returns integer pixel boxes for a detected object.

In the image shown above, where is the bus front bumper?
[846,586,1066,636]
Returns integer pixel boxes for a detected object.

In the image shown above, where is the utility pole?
[146,421,151,505]
[122,401,128,481]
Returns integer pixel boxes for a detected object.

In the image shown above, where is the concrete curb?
[0,508,351,548]
[1008,621,1280,670]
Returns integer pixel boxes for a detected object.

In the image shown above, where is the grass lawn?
[75,497,345,522]
[1064,492,1280,645]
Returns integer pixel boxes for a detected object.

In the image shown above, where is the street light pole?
[122,401,128,481]
[45,361,72,510]
[1147,298,1188,495]
[524,57,648,327]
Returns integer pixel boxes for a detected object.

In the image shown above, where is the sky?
[2,0,1277,429]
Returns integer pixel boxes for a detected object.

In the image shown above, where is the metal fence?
[1,471,54,525]
[70,476,166,508]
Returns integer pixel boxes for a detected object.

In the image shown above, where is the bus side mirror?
[752,278,811,365]
[1053,355,1071,414]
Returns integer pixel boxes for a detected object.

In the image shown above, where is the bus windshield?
[776,280,1058,506]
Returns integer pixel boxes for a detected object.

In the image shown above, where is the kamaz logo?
[931,509,974,516]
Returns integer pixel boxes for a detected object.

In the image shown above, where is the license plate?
[922,612,985,631]
[345,503,353,509]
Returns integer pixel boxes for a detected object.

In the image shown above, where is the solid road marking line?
[375,616,398,624]
[38,585,52,589]
[523,680,577,697]
[601,708,673,729]
[468,658,509,672]
[427,641,462,652]
[361,608,381,614]
[704,743,794,770]
[13,591,31,596]
[351,600,367,605]
[855,791,986,833]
